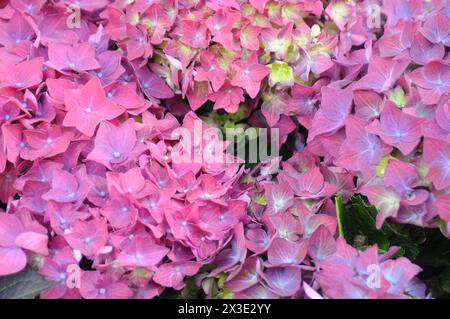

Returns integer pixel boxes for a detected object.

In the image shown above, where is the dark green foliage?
[414,229,450,299]
[336,195,421,259]
[337,195,450,298]
[0,266,55,299]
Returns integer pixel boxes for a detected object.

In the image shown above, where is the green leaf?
[216,288,234,299]
[252,194,267,206]
[228,104,247,122]
[441,268,450,294]
[415,229,450,268]
[180,276,202,299]
[335,196,344,237]
[0,266,55,299]
[269,61,294,86]
[414,228,450,298]
[337,196,420,259]
[375,156,391,177]
[388,86,407,108]
[217,273,227,289]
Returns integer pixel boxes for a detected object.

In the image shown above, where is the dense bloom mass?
[0,0,448,299]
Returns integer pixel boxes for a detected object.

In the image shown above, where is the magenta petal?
[308,225,336,261]
[118,237,169,268]
[0,213,24,247]
[262,266,302,297]
[267,238,307,266]
[0,246,27,276]
[308,86,353,141]
[14,231,48,255]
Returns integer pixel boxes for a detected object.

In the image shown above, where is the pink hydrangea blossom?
[0,0,446,301]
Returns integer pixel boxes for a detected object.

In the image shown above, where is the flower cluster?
[314,238,425,299]
[0,0,448,299]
